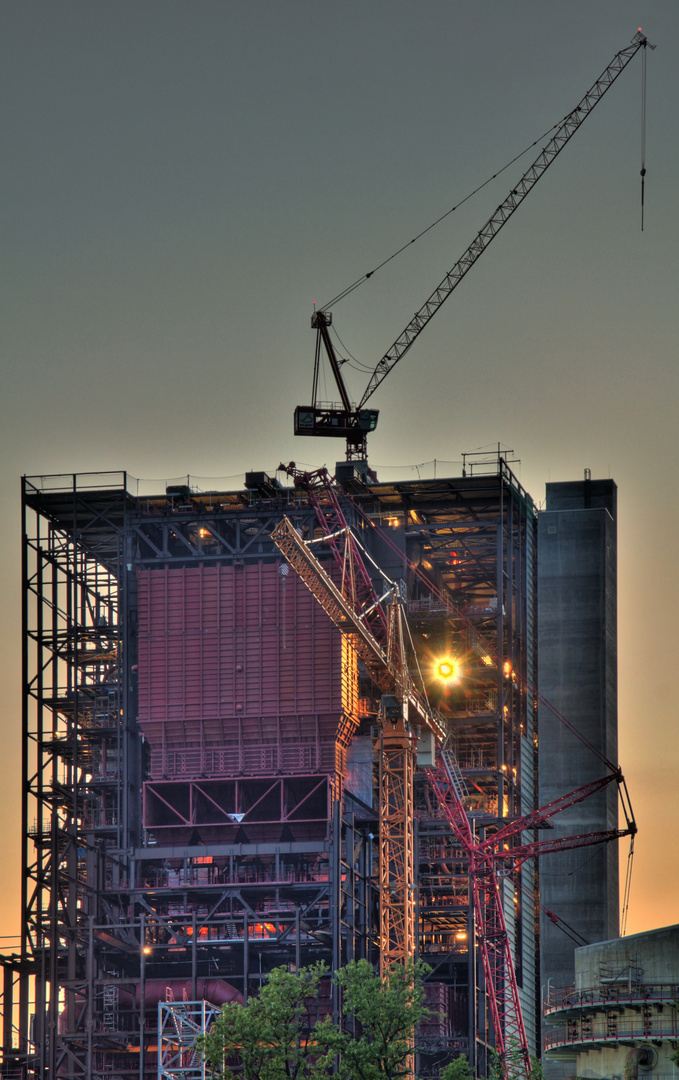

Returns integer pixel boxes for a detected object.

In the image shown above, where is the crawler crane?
[272,483,635,1080]
[279,31,650,1080]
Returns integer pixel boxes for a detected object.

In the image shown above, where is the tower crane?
[276,31,650,1080]
[293,31,652,462]
[271,465,444,974]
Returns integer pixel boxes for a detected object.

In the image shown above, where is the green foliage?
[197,961,334,1080]
[488,1048,503,1080]
[528,1056,545,1080]
[197,957,432,1080]
[486,1041,543,1080]
[330,959,432,1080]
[670,1045,679,1068]
[440,1054,474,1080]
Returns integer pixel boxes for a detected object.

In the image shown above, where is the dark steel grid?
[5,475,377,1080]
[4,464,537,1080]
[17,474,140,1079]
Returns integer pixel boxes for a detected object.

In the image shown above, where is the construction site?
[0,29,656,1080]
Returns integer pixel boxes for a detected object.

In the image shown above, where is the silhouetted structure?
[2,458,624,1079]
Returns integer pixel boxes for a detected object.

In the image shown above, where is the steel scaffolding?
[3,458,537,1079]
[157,999,220,1080]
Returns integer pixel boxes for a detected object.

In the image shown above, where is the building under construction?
[2,30,650,1079]
[3,453,556,1079]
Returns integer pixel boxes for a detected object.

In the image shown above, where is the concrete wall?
[575,924,679,987]
[538,480,619,1009]
[572,926,679,1080]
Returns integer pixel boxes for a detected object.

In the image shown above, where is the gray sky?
[2,1,678,938]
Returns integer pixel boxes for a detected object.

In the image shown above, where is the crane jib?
[356,32,650,412]
[294,31,652,466]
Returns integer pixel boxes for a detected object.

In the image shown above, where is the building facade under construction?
[2,455,622,1080]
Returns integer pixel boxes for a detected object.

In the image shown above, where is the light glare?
[436,658,458,683]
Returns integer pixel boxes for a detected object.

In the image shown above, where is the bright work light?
[436,659,458,683]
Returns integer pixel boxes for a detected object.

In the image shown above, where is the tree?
[487,1043,545,1080]
[440,1054,474,1080]
[197,962,334,1080]
[328,958,432,1080]
[198,957,432,1080]
[528,1057,545,1080]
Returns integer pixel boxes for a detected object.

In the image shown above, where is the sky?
[2,1,678,947]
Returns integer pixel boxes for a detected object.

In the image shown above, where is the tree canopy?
[198,961,334,1080]
[198,958,433,1080]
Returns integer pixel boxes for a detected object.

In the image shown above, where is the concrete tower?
[537,478,619,1030]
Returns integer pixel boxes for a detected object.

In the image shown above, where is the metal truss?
[144,775,331,836]
[4,463,541,1080]
[274,460,540,1076]
[129,496,316,568]
[158,1000,220,1080]
[14,474,140,1079]
[378,722,415,971]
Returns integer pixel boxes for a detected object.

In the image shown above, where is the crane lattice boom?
[295,31,651,461]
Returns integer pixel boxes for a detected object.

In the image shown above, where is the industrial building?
[0,454,627,1080]
[538,481,620,1002]
[1,27,657,1079]
[543,924,679,1078]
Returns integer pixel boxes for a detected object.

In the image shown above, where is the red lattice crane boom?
[425,754,635,1079]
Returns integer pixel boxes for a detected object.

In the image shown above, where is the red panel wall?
[136,563,345,778]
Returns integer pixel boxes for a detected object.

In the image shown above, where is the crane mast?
[294,31,651,462]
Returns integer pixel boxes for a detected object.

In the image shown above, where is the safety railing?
[544,1012,679,1050]
[544,982,679,1014]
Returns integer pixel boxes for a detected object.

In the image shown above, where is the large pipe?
[624,1046,657,1080]
[59,977,242,1035]
[134,977,243,1009]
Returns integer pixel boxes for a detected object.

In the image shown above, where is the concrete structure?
[538,478,619,1004]
[543,925,679,1079]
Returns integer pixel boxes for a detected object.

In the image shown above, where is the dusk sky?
[2,2,678,944]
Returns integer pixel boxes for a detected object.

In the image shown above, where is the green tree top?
[325,958,432,1080]
[440,1054,474,1080]
[198,957,433,1080]
[198,961,333,1080]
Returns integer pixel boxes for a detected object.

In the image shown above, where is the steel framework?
[274,457,541,1076]
[3,459,626,1080]
[6,473,377,1079]
[274,464,634,1080]
[157,999,221,1080]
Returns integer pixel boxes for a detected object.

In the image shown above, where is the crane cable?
[640,40,648,230]
[319,116,568,312]
[620,833,635,935]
